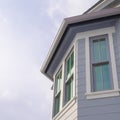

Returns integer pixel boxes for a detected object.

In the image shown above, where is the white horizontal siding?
[53,101,77,120]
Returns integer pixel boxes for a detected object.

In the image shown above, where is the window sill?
[85,89,120,99]
[53,96,77,120]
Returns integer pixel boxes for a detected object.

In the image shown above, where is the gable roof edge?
[41,7,120,80]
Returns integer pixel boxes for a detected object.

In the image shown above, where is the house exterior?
[41,0,120,120]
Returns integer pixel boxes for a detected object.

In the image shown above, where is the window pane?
[93,39,107,63]
[55,79,58,94]
[54,94,60,115]
[93,40,100,62]
[65,51,74,104]
[100,39,107,61]
[102,64,111,90]
[66,82,71,102]
[66,51,74,78]
[65,76,73,103]
[55,71,62,94]
[93,64,111,91]
[93,65,103,91]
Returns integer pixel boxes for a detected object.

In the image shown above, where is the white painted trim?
[87,0,114,13]
[61,60,65,108]
[75,27,115,39]
[52,96,77,120]
[53,67,62,117]
[85,89,120,99]
[85,37,91,94]
[108,33,119,89]
[75,26,120,99]
[74,40,78,98]
[52,39,76,118]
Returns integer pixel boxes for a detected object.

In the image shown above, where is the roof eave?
[40,19,67,80]
[41,7,120,81]
[84,0,105,14]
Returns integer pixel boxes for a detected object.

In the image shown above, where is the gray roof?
[41,7,120,80]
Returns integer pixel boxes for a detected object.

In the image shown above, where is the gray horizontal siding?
[78,113,120,120]
[78,104,120,116]
[115,18,120,85]
[77,19,120,120]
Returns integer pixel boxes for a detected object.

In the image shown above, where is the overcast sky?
[0,0,99,120]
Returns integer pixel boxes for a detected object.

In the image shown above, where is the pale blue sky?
[0,0,98,119]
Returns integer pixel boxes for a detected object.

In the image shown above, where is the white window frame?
[64,49,75,104]
[53,68,62,116]
[52,44,76,119]
[75,27,120,99]
[90,34,112,92]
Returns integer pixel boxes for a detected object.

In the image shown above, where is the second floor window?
[90,35,112,92]
[54,70,62,116]
[53,48,75,117]
[65,51,74,103]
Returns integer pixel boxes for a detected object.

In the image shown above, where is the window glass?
[54,69,62,116]
[65,75,73,103]
[93,39,107,63]
[54,94,60,115]
[91,35,112,92]
[65,51,74,104]
[93,64,111,91]
[55,71,62,94]
[66,52,74,79]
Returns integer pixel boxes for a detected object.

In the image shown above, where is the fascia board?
[65,7,120,24]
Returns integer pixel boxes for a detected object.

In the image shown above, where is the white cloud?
[0,1,100,119]
[47,0,99,29]
[0,12,8,24]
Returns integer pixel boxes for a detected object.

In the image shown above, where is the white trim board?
[75,26,120,99]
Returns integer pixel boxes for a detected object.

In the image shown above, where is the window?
[90,35,112,92]
[54,70,62,116]
[65,51,74,103]
[75,27,119,99]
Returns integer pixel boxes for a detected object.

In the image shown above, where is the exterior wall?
[51,18,120,120]
[77,20,120,120]
[114,18,120,88]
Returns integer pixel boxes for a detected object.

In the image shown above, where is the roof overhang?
[84,0,116,14]
[41,7,120,81]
